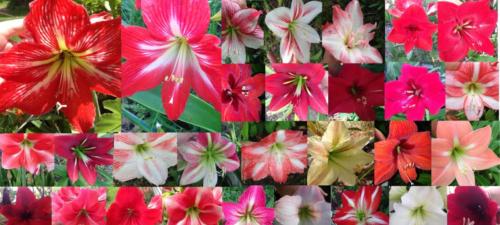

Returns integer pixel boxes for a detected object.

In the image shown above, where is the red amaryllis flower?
[374,121,431,184]
[0,187,51,225]
[0,0,120,132]
[164,187,223,225]
[54,134,113,185]
[266,64,328,120]
[388,0,423,17]
[221,64,264,122]
[122,0,221,120]
[333,186,389,225]
[106,187,163,225]
[448,186,498,225]
[438,1,497,61]
[385,64,445,120]
[52,187,106,225]
[242,130,307,183]
[387,5,437,54]
[329,64,384,120]
[0,134,54,174]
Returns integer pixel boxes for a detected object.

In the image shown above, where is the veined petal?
[222,32,246,63]
[297,1,322,24]
[293,23,320,44]
[59,77,95,133]
[265,7,291,38]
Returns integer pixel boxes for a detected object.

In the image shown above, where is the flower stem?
[92,91,101,120]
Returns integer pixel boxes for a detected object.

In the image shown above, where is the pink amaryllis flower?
[222,186,274,225]
[275,186,331,225]
[54,134,113,185]
[385,64,445,120]
[323,0,383,63]
[165,187,223,225]
[333,186,389,225]
[106,187,163,225]
[266,63,328,120]
[221,64,265,122]
[0,0,121,132]
[0,134,54,174]
[113,133,177,186]
[445,62,498,121]
[438,0,497,61]
[52,187,106,225]
[432,121,500,186]
[122,0,221,120]
[265,0,321,63]
[178,133,240,186]
[388,0,423,17]
[242,130,307,183]
[222,0,263,63]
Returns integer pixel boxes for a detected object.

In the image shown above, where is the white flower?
[390,186,446,225]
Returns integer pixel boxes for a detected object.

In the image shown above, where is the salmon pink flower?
[445,62,498,121]
[275,186,331,225]
[242,130,307,183]
[265,0,321,63]
[222,186,274,225]
[388,0,423,18]
[333,186,389,225]
[438,1,497,61]
[266,63,327,121]
[0,134,54,174]
[165,187,223,225]
[0,187,51,225]
[52,187,106,225]
[387,5,436,54]
[448,186,498,225]
[221,64,265,122]
[113,133,177,186]
[222,0,263,63]
[374,121,431,184]
[322,0,383,63]
[106,187,163,225]
[432,121,500,186]
[385,64,445,120]
[55,134,113,185]
[179,133,240,186]
[329,64,384,120]
[122,0,221,120]
[0,0,120,133]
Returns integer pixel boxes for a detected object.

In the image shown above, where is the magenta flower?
[385,64,445,120]
[223,186,274,225]
[52,187,106,225]
[55,134,113,185]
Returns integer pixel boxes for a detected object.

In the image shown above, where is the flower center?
[71,139,95,161]
[406,24,420,32]
[126,208,137,217]
[411,205,426,221]
[406,81,422,97]
[240,206,257,223]
[283,74,310,96]
[298,206,313,220]
[355,209,367,222]
[200,143,224,165]
[20,210,33,220]
[453,20,472,33]
[186,206,200,217]
[270,142,285,152]
[463,82,484,95]
[20,138,33,148]
[288,20,297,32]
[451,145,465,162]
[135,143,150,154]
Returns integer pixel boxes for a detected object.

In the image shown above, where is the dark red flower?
[0,187,51,225]
[448,186,498,225]
[106,187,163,225]
[329,64,384,120]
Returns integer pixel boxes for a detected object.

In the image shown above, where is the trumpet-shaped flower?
[0,134,54,174]
[0,0,121,132]
[432,121,500,186]
[333,186,389,225]
[52,187,106,225]
[221,64,265,122]
[242,130,307,183]
[390,187,446,225]
[374,121,431,185]
[55,134,113,185]
[179,133,240,186]
[275,186,331,225]
[385,64,445,120]
[222,186,274,225]
[308,121,372,185]
[445,62,498,121]
[448,186,498,225]
[222,0,263,63]
[388,0,423,18]
[165,187,223,225]
[329,64,384,120]
[438,1,497,61]
[106,187,162,225]
[266,63,328,120]
[0,187,51,225]
[323,0,383,63]
[265,0,321,63]
[113,133,177,186]
[387,5,437,54]
[122,0,221,120]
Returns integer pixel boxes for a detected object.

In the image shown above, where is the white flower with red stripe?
[333,186,389,225]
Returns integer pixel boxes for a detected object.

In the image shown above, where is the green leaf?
[122,108,152,132]
[95,99,122,133]
[128,86,221,132]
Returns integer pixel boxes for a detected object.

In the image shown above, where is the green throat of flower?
[240,206,257,223]
[71,139,95,160]
[411,205,426,222]
[270,142,285,153]
[20,138,33,148]
[298,206,314,221]
[134,143,150,154]
[355,209,367,223]
[450,144,466,162]
[463,82,484,95]
[200,143,224,166]
[283,74,311,96]
[186,206,200,217]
